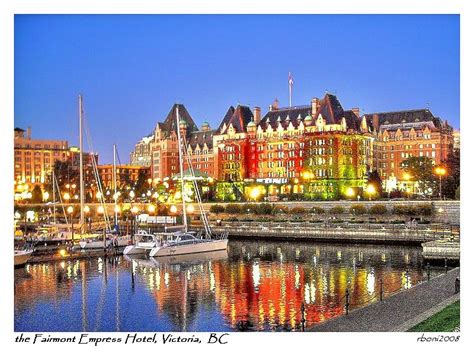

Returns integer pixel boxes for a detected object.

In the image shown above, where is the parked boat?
[79,233,131,249]
[14,249,33,267]
[124,107,228,258]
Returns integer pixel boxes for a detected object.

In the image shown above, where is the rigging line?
[54,173,70,227]
[82,112,112,231]
[181,138,211,238]
[181,136,212,236]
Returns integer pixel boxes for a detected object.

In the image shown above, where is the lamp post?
[434,166,447,200]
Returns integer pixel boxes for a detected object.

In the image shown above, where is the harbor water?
[14,239,441,332]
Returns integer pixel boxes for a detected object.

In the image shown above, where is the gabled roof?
[187,129,214,149]
[259,105,310,131]
[258,93,360,131]
[217,105,254,134]
[158,104,198,135]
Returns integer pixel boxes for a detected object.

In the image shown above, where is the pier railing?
[210,221,457,243]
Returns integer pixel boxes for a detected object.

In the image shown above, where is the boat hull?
[123,244,150,255]
[79,236,131,249]
[149,239,228,257]
[14,250,33,267]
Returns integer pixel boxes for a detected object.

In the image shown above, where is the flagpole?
[288,72,293,107]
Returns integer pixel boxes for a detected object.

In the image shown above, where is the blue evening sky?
[14,15,460,164]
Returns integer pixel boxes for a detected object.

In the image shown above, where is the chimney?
[253,106,261,123]
[311,97,319,117]
[26,126,31,139]
[351,107,360,117]
[271,98,279,111]
[373,114,379,131]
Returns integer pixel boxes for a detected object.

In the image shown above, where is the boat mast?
[52,169,56,225]
[113,143,118,229]
[79,95,85,235]
[175,106,188,232]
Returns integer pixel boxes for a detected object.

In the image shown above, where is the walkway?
[309,267,460,332]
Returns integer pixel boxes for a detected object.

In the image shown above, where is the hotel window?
[432,151,436,157]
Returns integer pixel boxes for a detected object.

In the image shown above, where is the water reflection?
[15,240,439,332]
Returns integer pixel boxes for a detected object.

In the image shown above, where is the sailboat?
[79,144,130,250]
[124,107,228,257]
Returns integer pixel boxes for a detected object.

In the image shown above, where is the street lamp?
[250,186,261,202]
[366,184,376,201]
[345,187,355,199]
[434,166,447,200]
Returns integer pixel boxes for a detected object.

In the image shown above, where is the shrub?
[255,203,273,215]
[291,207,306,214]
[369,204,388,215]
[330,206,345,214]
[273,205,289,214]
[350,204,367,215]
[393,205,411,215]
[225,204,242,214]
[210,204,225,214]
[310,206,326,214]
[418,204,433,216]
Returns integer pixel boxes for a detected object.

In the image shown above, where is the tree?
[442,148,460,199]
[53,160,79,191]
[31,185,43,203]
[134,170,148,196]
[366,170,383,197]
[401,157,437,195]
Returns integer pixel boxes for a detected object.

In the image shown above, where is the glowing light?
[96,191,102,199]
[84,205,90,213]
[345,187,355,198]
[63,192,71,201]
[252,261,261,291]
[147,204,156,214]
[42,191,50,201]
[170,205,178,214]
[97,205,105,214]
[66,206,74,214]
[59,249,67,257]
[250,187,261,201]
[114,205,121,213]
[129,190,135,199]
[186,205,195,213]
[434,166,447,176]
[131,206,139,214]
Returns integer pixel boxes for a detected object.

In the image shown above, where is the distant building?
[150,104,215,180]
[97,164,151,190]
[14,127,69,188]
[453,129,460,150]
[130,134,154,167]
[364,109,454,192]
[14,127,99,196]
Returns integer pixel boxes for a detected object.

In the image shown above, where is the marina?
[15,239,445,332]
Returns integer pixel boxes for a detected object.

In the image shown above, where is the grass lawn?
[409,300,460,332]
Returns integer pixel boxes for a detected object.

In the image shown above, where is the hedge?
[369,204,388,215]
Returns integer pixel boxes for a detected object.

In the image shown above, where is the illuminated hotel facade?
[213,94,374,199]
[364,109,454,192]
[14,127,71,193]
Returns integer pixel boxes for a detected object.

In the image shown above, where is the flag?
[288,72,294,87]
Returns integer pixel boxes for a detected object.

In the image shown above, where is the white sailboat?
[14,249,34,267]
[124,106,228,257]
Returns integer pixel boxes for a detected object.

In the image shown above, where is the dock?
[422,239,460,260]
[309,267,460,332]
